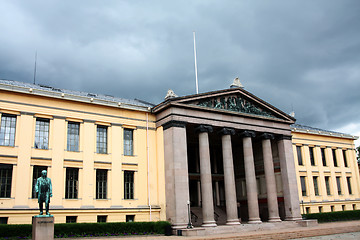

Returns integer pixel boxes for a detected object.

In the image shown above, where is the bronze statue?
[35,170,52,215]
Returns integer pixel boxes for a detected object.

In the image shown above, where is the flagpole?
[193,32,199,94]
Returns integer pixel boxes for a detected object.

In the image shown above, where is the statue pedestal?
[32,215,54,240]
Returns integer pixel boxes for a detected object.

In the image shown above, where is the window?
[342,205,345,211]
[346,177,352,195]
[65,168,79,199]
[336,176,342,195]
[318,206,323,213]
[313,176,319,196]
[66,216,77,223]
[0,217,8,224]
[325,176,331,195]
[332,149,338,167]
[300,176,307,196]
[353,204,356,210]
[67,122,80,152]
[96,126,107,154]
[309,147,315,166]
[343,150,348,167]
[0,164,13,198]
[305,207,310,214]
[331,206,334,212]
[296,146,303,165]
[97,215,107,223]
[321,148,326,166]
[124,129,134,156]
[124,171,134,199]
[0,114,16,147]
[32,166,47,198]
[96,169,107,199]
[126,215,135,222]
[34,118,50,149]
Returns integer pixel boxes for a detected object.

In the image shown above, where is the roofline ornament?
[230,77,244,89]
[165,89,178,100]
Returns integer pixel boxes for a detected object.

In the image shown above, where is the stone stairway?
[191,206,228,227]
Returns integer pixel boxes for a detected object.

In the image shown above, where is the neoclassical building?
[0,78,359,227]
[153,82,302,228]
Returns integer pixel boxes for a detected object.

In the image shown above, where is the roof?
[291,123,358,140]
[0,79,154,112]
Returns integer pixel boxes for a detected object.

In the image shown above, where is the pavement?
[58,220,360,240]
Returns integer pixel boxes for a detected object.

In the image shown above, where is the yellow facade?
[0,81,166,224]
[292,125,360,214]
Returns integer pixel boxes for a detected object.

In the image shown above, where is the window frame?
[67,122,80,152]
[346,177,352,195]
[124,171,134,200]
[300,176,307,196]
[0,164,13,198]
[0,114,17,147]
[65,168,79,199]
[325,176,331,195]
[34,118,50,150]
[313,176,319,196]
[96,169,107,199]
[332,149,338,167]
[123,128,134,156]
[296,146,303,166]
[96,125,108,154]
[309,147,315,166]
[321,148,326,166]
[336,176,342,195]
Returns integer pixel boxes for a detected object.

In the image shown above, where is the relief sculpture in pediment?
[196,96,274,118]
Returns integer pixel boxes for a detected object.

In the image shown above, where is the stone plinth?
[296,219,318,227]
[32,216,54,240]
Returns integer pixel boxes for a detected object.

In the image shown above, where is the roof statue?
[230,77,244,89]
[165,89,178,100]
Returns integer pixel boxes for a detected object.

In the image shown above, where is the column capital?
[240,130,256,138]
[195,125,213,133]
[277,134,292,140]
[162,120,187,130]
[218,128,235,136]
[260,133,275,140]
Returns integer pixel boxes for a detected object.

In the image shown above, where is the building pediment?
[153,88,295,123]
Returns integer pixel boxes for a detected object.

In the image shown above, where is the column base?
[226,219,241,225]
[201,221,217,227]
[285,216,303,221]
[268,217,281,222]
[172,223,188,229]
[248,218,262,224]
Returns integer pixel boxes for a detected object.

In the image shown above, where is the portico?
[153,86,302,229]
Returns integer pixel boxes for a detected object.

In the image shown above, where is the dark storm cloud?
[1,0,360,139]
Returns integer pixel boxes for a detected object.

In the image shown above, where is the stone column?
[277,135,302,220]
[220,128,240,225]
[241,130,261,223]
[261,133,281,222]
[163,121,190,229]
[196,125,217,227]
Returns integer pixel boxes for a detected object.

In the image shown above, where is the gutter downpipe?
[146,111,152,221]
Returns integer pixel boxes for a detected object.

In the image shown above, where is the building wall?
[0,90,166,224]
[292,131,360,214]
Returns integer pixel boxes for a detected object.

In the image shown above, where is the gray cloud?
[1,0,360,137]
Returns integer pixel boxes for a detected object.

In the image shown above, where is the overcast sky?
[1,0,360,144]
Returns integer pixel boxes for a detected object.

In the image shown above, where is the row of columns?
[196,126,287,226]
[163,121,302,229]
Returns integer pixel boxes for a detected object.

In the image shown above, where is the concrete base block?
[174,228,206,236]
[296,219,318,227]
[32,216,54,240]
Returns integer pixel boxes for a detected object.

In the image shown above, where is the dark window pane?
[97,126,107,154]
[347,177,352,195]
[67,122,80,152]
[325,176,331,195]
[96,169,107,199]
[34,118,50,149]
[313,176,319,196]
[124,171,134,199]
[321,148,326,166]
[65,168,79,199]
[300,176,306,196]
[336,177,341,195]
[0,114,17,147]
[124,129,133,156]
[0,164,13,198]
[332,149,338,167]
[309,147,315,166]
[297,146,303,165]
